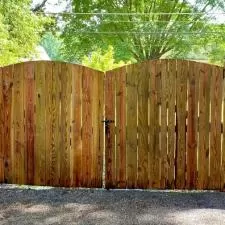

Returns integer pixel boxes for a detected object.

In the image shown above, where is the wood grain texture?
[115,67,126,188]
[222,66,225,191]
[49,62,61,186]
[160,60,168,188]
[126,64,138,188]
[13,63,25,184]
[209,66,223,190]
[24,62,35,185]
[175,60,188,189]
[186,61,198,189]
[0,68,4,182]
[60,63,72,187]
[137,62,149,189]
[82,67,93,187]
[149,60,161,188]
[198,63,211,189]
[105,70,116,188]
[97,70,104,188]
[2,66,13,183]
[91,70,100,187]
[72,65,83,187]
[167,60,176,189]
[45,61,52,186]
[35,62,46,185]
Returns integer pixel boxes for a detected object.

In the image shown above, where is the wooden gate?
[0,60,225,191]
[105,59,225,191]
[0,61,104,187]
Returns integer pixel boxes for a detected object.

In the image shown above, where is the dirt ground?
[0,184,225,225]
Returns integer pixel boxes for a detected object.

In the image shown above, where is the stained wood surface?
[167,60,176,189]
[186,61,198,189]
[72,65,82,187]
[137,62,149,189]
[175,60,187,189]
[0,68,4,183]
[105,70,116,188]
[198,63,210,189]
[149,60,160,188]
[0,60,225,191]
[160,60,168,188]
[115,67,126,188]
[210,66,223,190]
[13,63,25,184]
[126,64,138,188]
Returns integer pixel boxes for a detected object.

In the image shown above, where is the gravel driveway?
[0,184,225,225]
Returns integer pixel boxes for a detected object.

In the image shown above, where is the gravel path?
[0,184,225,225]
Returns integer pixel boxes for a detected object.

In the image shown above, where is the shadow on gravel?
[0,185,225,225]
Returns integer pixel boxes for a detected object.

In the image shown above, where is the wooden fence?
[0,60,225,191]
[0,61,104,187]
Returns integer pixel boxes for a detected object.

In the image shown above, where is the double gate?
[0,60,225,191]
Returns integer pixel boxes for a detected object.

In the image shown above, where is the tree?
[0,0,48,66]
[82,45,129,71]
[40,32,67,61]
[61,0,225,62]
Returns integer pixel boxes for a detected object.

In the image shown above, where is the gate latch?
[102,119,114,127]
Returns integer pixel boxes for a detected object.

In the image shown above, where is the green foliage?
[40,32,66,61]
[0,0,49,66]
[82,46,130,71]
[61,0,225,62]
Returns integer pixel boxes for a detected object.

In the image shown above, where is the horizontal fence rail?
[0,60,225,191]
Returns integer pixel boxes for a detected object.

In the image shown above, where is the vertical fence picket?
[105,70,116,188]
[198,63,211,189]
[137,62,149,189]
[72,65,83,187]
[175,60,188,189]
[186,61,198,189]
[2,66,13,184]
[167,60,176,189]
[0,68,3,183]
[126,64,138,188]
[210,66,223,190]
[13,63,25,184]
[115,67,126,188]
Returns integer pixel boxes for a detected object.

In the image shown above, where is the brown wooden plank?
[222,66,225,191]
[115,67,126,188]
[126,64,138,188]
[82,67,93,187]
[198,63,211,189]
[34,61,46,185]
[91,69,99,187]
[209,65,223,190]
[167,60,176,189]
[72,65,82,187]
[0,67,4,183]
[175,60,188,189]
[13,63,25,184]
[97,70,104,188]
[24,62,35,185]
[91,70,104,187]
[45,61,52,186]
[2,66,13,183]
[149,60,161,188]
[186,61,198,189]
[105,70,116,188]
[160,60,168,188]
[137,62,149,189]
[60,63,72,187]
[49,62,61,186]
